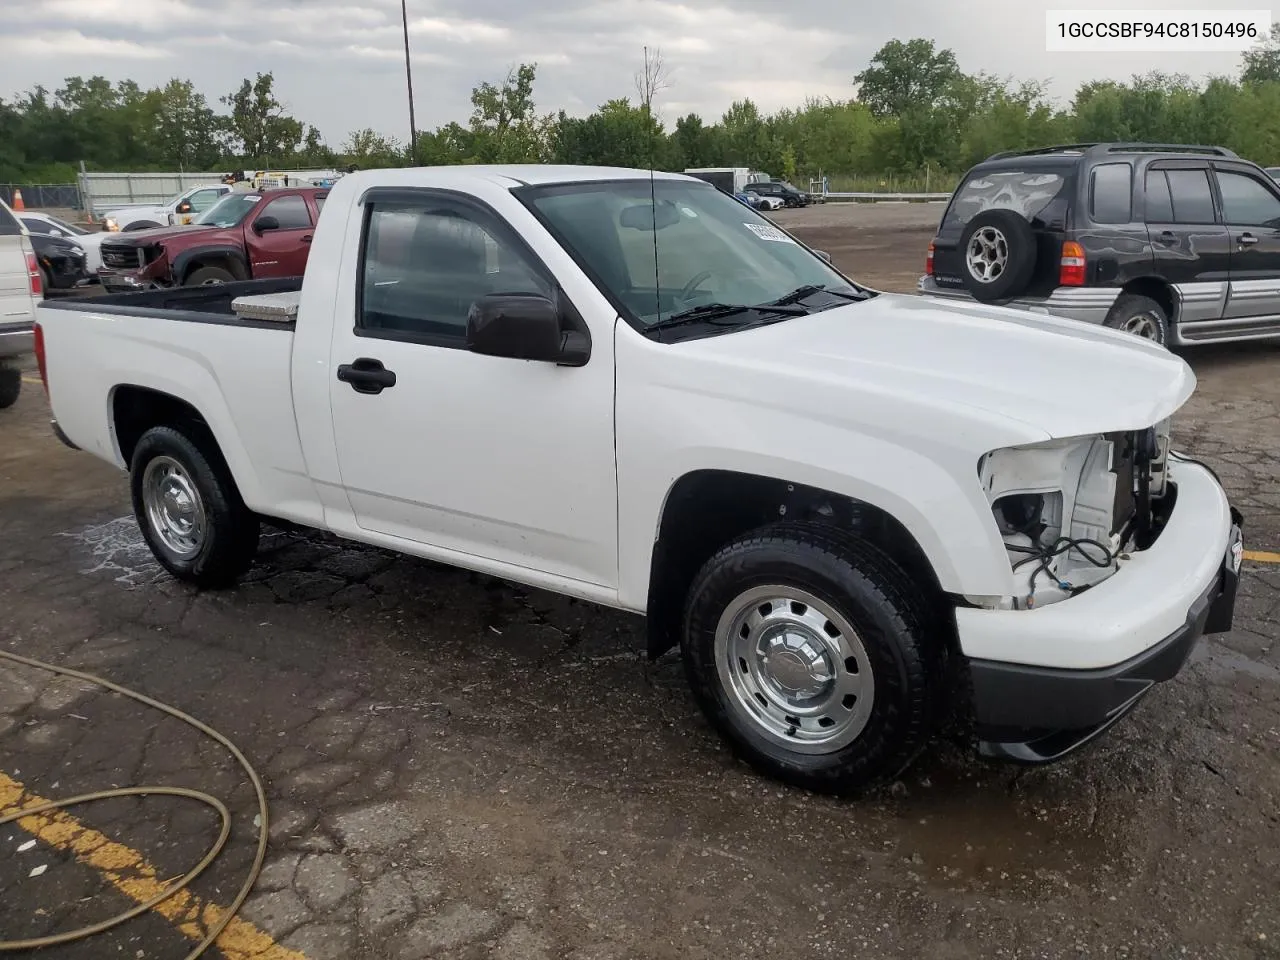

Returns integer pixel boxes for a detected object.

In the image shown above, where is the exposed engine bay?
[978,420,1171,610]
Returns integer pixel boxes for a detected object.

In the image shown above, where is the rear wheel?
[185,265,236,287]
[130,425,259,587]
[1103,293,1168,346]
[681,523,945,795]
[0,365,20,409]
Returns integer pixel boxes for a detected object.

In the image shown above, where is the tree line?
[6,32,1280,189]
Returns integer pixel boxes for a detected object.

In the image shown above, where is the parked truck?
[684,167,769,196]
[33,164,1243,794]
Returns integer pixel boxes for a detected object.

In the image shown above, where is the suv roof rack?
[985,142,1238,162]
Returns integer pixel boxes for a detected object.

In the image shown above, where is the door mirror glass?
[254,215,280,233]
[466,293,588,365]
[176,201,193,214]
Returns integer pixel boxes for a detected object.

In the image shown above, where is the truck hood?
[675,292,1194,442]
[99,224,232,249]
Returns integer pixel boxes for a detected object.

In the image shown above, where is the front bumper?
[97,269,150,293]
[917,275,1122,325]
[959,460,1242,762]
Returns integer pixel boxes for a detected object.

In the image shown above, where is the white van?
[0,196,41,409]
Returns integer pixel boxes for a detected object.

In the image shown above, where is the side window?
[22,218,53,235]
[358,198,551,343]
[1089,162,1132,223]
[188,189,223,213]
[1165,169,1216,224]
[314,196,326,216]
[0,205,22,236]
[1215,170,1280,226]
[1144,169,1174,222]
[259,195,312,230]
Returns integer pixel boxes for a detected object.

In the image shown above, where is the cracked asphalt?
[2,203,1280,959]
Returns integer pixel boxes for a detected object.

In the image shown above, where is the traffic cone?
[11,189,24,211]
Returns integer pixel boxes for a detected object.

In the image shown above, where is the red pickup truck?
[96,187,327,291]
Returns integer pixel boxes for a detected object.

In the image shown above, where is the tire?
[129,425,260,587]
[681,522,945,796]
[957,209,1037,302]
[0,365,20,410]
[184,266,236,287]
[1103,293,1168,346]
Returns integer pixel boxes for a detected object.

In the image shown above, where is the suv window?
[1215,170,1280,226]
[0,204,19,236]
[1090,162,1132,223]
[1144,170,1174,222]
[358,197,551,343]
[943,168,1069,227]
[259,195,311,230]
[21,217,53,235]
[1165,169,1216,224]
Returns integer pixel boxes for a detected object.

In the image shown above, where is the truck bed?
[40,277,303,328]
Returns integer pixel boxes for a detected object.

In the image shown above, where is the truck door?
[1143,162,1232,338]
[325,188,619,589]
[245,194,314,278]
[1212,162,1280,334]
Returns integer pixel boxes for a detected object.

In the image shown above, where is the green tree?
[853,38,963,118]
[467,63,550,163]
[339,128,404,168]
[221,72,304,166]
[1242,23,1280,85]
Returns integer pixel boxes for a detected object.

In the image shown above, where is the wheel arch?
[643,469,957,661]
[1117,276,1177,323]
[174,246,250,285]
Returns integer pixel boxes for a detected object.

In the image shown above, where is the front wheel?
[184,266,236,286]
[130,425,259,587]
[681,523,944,795]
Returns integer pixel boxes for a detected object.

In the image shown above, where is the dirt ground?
[2,202,1280,960]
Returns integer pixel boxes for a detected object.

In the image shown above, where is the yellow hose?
[0,649,269,959]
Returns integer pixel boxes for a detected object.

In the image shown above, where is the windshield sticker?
[744,222,795,244]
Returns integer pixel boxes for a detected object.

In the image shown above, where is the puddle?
[882,761,1124,895]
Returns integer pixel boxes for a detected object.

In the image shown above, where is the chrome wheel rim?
[714,586,875,754]
[1120,312,1161,340]
[965,226,1009,283]
[141,456,206,560]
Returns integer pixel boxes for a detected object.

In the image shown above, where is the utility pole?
[401,0,419,165]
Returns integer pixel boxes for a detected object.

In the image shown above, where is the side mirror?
[254,215,280,234]
[177,201,192,214]
[814,249,832,263]
[466,293,590,366]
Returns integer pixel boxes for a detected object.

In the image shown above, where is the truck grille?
[101,246,142,270]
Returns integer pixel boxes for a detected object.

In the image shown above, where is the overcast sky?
[0,0,1256,147]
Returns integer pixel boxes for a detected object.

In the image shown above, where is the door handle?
[1239,233,1260,245]
[301,235,313,244]
[1155,230,1176,245]
[337,357,397,394]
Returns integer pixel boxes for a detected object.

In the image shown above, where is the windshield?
[520,178,860,329]
[195,193,262,227]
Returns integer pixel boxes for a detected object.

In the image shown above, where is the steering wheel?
[678,270,713,302]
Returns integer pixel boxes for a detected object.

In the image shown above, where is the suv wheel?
[1104,294,1168,346]
[958,209,1037,302]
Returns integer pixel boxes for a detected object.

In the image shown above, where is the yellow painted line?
[0,771,305,959]
[21,376,41,384]
[1244,549,1280,564]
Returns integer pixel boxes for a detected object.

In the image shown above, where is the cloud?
[0,0,1253,148]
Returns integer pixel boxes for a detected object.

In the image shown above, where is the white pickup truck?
[34,165,1243,794]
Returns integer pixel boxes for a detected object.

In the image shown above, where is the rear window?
[1089,162,1133,223]
[943,168,1070,228]
[0,204,18,237]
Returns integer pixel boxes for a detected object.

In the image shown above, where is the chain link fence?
[0,184,82,210]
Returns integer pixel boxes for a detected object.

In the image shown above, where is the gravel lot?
[2,202,1279,960]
